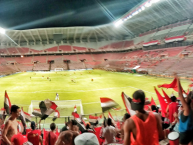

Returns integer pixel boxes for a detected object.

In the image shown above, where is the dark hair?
[151,105,158,113]
[103,120,106,128]
[107,118,112,126]
[50,123,56,131]
[187,91,193,100]
[11,105,20,114]
[124,113,131,120]
[31,121,36,130]
[171,96,177,102]
[71,120,77,125]
[86,124,90,129]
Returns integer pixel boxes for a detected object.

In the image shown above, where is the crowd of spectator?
[0,76,193,145]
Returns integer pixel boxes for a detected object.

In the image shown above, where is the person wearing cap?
[2,105,20,145]
[27,121,43,145]
[166,96,178,123]
[177,77,193,145]
[55,130,79,145]
[45,123,58,145]
[123,90,164,145]
[74,132,99,145]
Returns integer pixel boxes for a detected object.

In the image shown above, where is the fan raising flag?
[100,97,121,112]
[72,112,86,133]
[40,99,58,120]
[121,92,136,116]
[4,91,12,115]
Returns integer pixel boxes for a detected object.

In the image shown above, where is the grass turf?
[0,70,190,127]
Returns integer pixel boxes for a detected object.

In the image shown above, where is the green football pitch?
[0,70,190,128]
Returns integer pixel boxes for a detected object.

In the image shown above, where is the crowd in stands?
[0,76,192,145]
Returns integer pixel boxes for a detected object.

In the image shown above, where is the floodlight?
[145,2,152,7]
[141,6,145,10]
[21,55,24,58]
[114,20,123,27]
[0,27,5,34]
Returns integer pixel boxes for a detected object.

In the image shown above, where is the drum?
[168,131,179,145]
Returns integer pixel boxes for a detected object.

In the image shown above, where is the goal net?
[29,100,84,117]
[54,68,63,71]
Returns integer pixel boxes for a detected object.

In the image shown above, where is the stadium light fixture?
[114,19,123,27]
[145,2,152,7]
[21,55,24,58]
[141,6,145,10]
[0,27,6,34]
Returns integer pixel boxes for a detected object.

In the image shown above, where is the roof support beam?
[80,28,86,42]
[29,31,36,43]
[36,30,42,42]
[44,29,49,44]
[93,31,98,42]
[87,29,93,42]
[96,28,110,40]
[21,32,29,43]
[74,28,78,42]
[18,32,22,45]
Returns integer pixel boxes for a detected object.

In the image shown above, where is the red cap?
[11,133,28,145]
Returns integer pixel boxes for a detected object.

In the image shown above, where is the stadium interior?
[0,0,193,144]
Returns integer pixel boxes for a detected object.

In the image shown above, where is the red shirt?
[130,112,159,145]
[27,130,41,145]
[45,131,58,145]
[169,102,178,123]
[11,133,28,145]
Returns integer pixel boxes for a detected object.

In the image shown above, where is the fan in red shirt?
[27,121,42,145]
[45,123,58,145]
[166,96,178,123]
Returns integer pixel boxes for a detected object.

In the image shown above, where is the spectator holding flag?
[177,76,193,145]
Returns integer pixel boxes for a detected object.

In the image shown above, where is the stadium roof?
[0,0,193,45]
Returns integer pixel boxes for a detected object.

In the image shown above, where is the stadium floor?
[0,70,190,128]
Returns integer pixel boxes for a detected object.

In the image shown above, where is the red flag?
[158,77,185,93]
[154,87,167,117]
[162,89,172,104]
[150,98,156,106]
